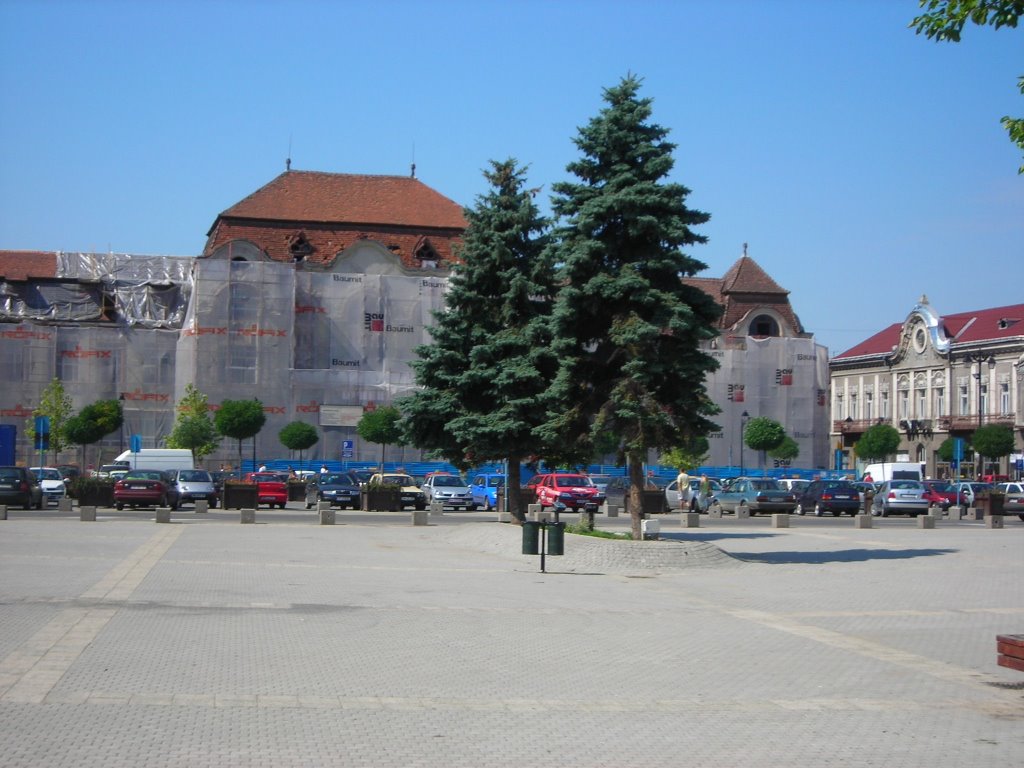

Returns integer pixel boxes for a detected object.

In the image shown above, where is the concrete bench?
[997,634,1024,673]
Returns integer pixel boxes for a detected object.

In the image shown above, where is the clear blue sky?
[1,0,1021,357]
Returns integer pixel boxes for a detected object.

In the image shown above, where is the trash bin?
[547,521,565,556]
[522,521,541,555]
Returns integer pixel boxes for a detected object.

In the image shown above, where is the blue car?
[470,473,505,511]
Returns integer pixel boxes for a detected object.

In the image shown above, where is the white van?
[115,449,194,472]
[862,462,924,483]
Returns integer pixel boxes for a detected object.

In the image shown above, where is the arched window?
[748,314,779,337]
[209,240,266,262]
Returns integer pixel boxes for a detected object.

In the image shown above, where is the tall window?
[864,391,873,421]
[836,393,844,420]
[959,385,969,416]
[881,391,890,420]
[915,388,926,418]
[850,393,858,420]
[934,388,945,419]
[980,384,989,417]
[898,390,909,420]
[1000,382,1010,415]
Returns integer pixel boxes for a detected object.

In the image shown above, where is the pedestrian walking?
[675,466,692,511]
[698,474,712,512]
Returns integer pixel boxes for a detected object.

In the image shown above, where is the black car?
[0,466,44,510]
[306,472,362,509]
[794,479,862,517]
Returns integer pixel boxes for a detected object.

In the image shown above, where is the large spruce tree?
[400,159,555,520]
[543,75,722,540]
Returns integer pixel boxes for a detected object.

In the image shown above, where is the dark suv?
[0,466,44,510]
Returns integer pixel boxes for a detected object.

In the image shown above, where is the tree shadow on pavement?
[727,547,958,564]
[662,532,780,543]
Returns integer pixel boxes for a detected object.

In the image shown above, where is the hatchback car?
[713,477,797,515]
[870,480,929,517]
[368,473,427,510]
[243,472,289,508]
[994,482,1024,520]
[114,469,180,510]
[533,473,605,512]
[794,479,861,516]
[922,480,959,511]
[421,474,473,509]
[470,473,505,511]
[170,468,218,509]
[664,477,723,511]
[950,481,992,508]
[305,471,361,509]
[0,466,43,509]
[29,467,67,505]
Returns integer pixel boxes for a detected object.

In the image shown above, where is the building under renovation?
[1,170,830,471]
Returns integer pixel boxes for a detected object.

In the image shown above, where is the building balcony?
[832,418,882,435]
[946,415,1017,432]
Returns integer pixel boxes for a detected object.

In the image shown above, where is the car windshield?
[432,476,464,487]
[558,476,593,488]
[823,481,853,489]
[0,468,22,481]
[381,475,414,485]
[32,468,62,480]
[750,480,780,490]
[890,481,922,489]
[178,470,211,482]
[488,477,504,487]
[323,474,355,485]
[926,482,953,492]
[124,471,164,481]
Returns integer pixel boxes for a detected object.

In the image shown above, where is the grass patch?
[565,523,632,540]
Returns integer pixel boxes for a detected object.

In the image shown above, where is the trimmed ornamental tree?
[972,424,1015,477]
[64,398,124,470]
[279,421,319,469]
[357,405,405,472]
[743,417,786,474]
[768,435,800,466]
[541,75,723,541]
[854,423,902,462]
[214,399,266,473]
[399,158,556,521]
[659,435,711,473]
[166,384,219,466]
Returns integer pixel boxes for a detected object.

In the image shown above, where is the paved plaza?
[1,506,1022,767]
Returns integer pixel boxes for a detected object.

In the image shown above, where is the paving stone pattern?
[0,512,1022,767]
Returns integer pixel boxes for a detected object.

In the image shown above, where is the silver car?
[421,474,473,509]
[871,480,929,517]
[169,468,218,508]
[29,467,67,505]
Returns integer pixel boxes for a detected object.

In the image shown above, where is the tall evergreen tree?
[400,159,555,520]
[543,75,722,540]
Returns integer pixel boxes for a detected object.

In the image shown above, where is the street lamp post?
[739,411,750,475]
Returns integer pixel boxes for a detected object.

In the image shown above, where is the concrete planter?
[222,483,259,510]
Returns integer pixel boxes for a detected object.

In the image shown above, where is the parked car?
[368,473,427,510]
[994,483,1024,520]
[29,467,67,505]
[870,480,929,517]
[850,481,877,504]
[922,480,959,511]
[470,473,505,511]
[522,473,547,502]
[533,473,605,512]
[712,477,797,515]
[794,479,861,516]
[169,468,218,509]
[114,469,180,510]
[421,474,473,510]
[56,464,81,483]
[950,481,992,508]
[0,466,43,509]
[96,463,130,480]
[664,477,723,511]
[243,472,289,508]
[306,471,361,509]
[350,469,375,488]
[777,478,810,495]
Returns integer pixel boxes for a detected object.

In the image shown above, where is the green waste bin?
[522,521,541,555]
[547,521,565,556]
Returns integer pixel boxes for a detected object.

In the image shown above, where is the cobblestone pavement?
[1,508,1022,767]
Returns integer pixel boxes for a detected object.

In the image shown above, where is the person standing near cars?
[698,474,712,512]
[676,467,692,511]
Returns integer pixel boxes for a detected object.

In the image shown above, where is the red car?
[114,469,180,510]
[922,480,960,511]
[244,472,288,508]
[534,473,605,511]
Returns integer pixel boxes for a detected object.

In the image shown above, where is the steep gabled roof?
[211,171,467,233]
[0,250,58,280]
[721,255,788,295]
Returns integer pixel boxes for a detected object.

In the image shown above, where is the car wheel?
[831,509,840,517]
[880,506,889,518]
[170,498,179,511]
[115,502,124,510]
[814,503,824,517]
[794,503,805,516]
[484,498,493,511]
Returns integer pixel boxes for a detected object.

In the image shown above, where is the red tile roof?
[212,171,467,232]
[833,303,1024,359]
[0,250,58,280]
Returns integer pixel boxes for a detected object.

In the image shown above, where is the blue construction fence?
[243,459,849,485]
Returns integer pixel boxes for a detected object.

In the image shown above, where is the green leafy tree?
[279,421,319,469]
[936,436,960,463]
[541,75,722,541]
[357,405,405,471]
[911,0,1024,172]
[27,378,74,461]
[854,423,902,461]
[64,399,124,469]
[399,158,555,520]
[166,384,219,466]
[971,423,1015,475]
[213,399,266,472]
[743,417,786,474]
[659,435,710,472]
[768,435,800,465]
